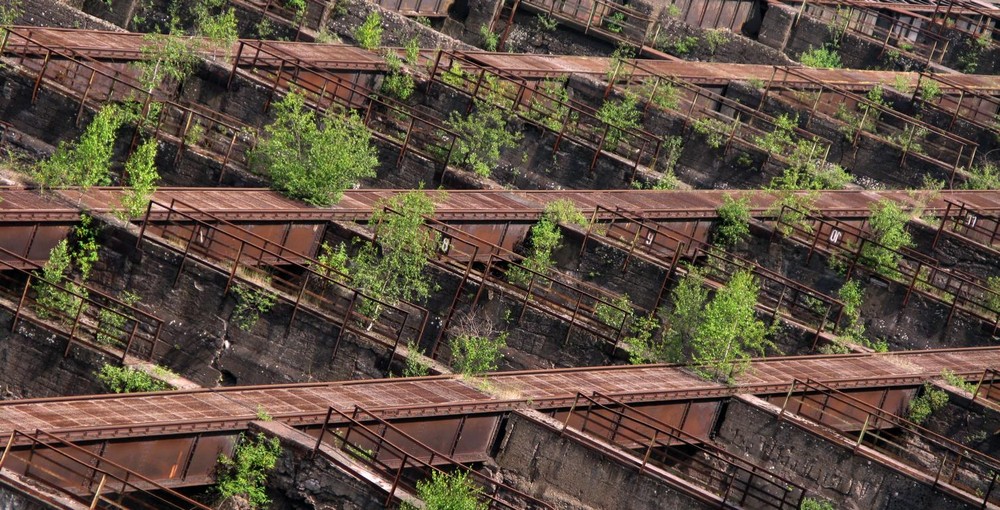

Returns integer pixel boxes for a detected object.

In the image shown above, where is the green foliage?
[402,341,431,377]
[255,405,273,421]
[754,113,799,157]
[36,104,126,189]
[908,383,948,424]
[692,117,729,149]
[635,77,680,111]
[355,12,383,50]
[957,33,991,73]
[604,11,626,33]
[837,279,866,342]
[251,91,378,206]
[714,194,751,248]
[623,311,662,364]
[34,240,86,321]
[666,4,681,17]
[596,94,642,149]
[449,332,507,375]
[525,78,571,132]
[919,80,942,102]
[314,241,350,282]
[536,13,558,31]
[216,433,282,509]
[479,24,499,51]
[652,136,683,189]
[942,369,977,394]
[0,0,23,27]
[97,291,141,346]
[382,53,415,100]
[133,33,200,94]
[658,268,710,363]
[404,37,421,65]
[768,190,818,237]
[861,199,912,279]
[691,270,772,381]
[594,293,632,329]
[799,45,843,68]
[231,283,277,332]
[193,0,238,55]
[986,275,1000,320]
[71,215,100,281]
[769,140,851,191]
[119,138,160,220]
[445,101,522,178]
[704,29,727,55]
[800,497,836,510]
[442,62,469,88]
[543,198,588,227]
[964,163,1000,190]
[658,35,699,56]
[606,43,635,83]
[351,191,440,311]
[404,470,487,510]
[96,364,172,393]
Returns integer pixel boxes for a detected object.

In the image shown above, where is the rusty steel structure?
[933,199,1000,253]
[313,406,553,508]
[0,429,213,509]
[777,379,1000,507]
[557,392,806,509]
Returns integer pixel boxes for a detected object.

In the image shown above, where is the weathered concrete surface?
[714,395,979,510]
[493,410,716,510]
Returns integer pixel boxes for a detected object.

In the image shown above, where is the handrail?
[562,392,805,509]
[312,405,555,509]
[779,379,1000,506]
[0,244,164,363]
[0,429,211,510]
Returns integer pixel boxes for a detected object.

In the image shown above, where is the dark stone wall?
[923,382,1000,459]
[714,395,979,510]
[0,306,108,399]
[493,410,716,510]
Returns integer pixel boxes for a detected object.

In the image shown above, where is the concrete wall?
[493,410,716,510]
[714,395,979,510]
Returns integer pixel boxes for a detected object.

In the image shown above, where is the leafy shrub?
[691,270,772,381]
[605,11,626,33]
[799,45,843,68]
[251,91,378,206]
[479,24,499,51]
[714,194,752,248]
[403,471,487,510]
[96,363,172,393]
[800,497,835,510]
[596,94,642,149]
[231,283,277,332]
[314,241,350,282]
[355,12,383,49]
[34,240,87,321]
[964,163,1000,190]
[692,117,729,149]
[536,13,558,31]
[861,199,912,279]
[908,383,948,424]
[96,290,141,346]
[216,433,282,509]
[595,293,632,329]
[445,101,522,178]
[36,104,126,189]
[449,332,507,375]
[402,341,431,377]
[381,53,415,100]
[119,138,160,220]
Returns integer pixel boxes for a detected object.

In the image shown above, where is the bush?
[445,101,522,178]
[479,24,499,51]
[216,433,282,509]
[908,383,948,424]
[355,12,383,49]
[800,497,835,510]
[96,364,172,393]
[837,279,866,341]
[381,53,415,100]
[449,332,507,375]
[402,341,431,377]
[231,283,277,332]
[861,199,912,279]
[404,471,486,510]
[799,45,843,68]
[35,104,126,189]
[964,163,1000,190]
[714,194,751,248]
[595,94,641,149]
[691,269,772,381]
[96,290,141,346]
[251,91,378,206]
[119,138,160,220]
[34,240,86,321]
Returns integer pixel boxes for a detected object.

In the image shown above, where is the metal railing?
[135,198,429,368]
[0,429,211,510]
[312,405,554,509]
[933,200,1000,253]
[779,379,1000,508]
[774,205,1000,333]
[561,392,806,509]
[0,245,165,363]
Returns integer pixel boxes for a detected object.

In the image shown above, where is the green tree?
[216,433,282,509]
[445,101,522,178]
[133,32,200,95]
[691,270,772,381]
[33,240,86,320]
[231,283,277,332]
[119,138,160,220]
[861,199,912,279]
[660,268,710,362]
[714,194,752,248]
[449,332,507,375]
[351,190,440,314]
[837,279,865,342]
[964,163,1000,190]
[35,104,126,189]
[355,12,383,50]
[403,470,487,510]
[595,94,641,149]
[251,91,378,206]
